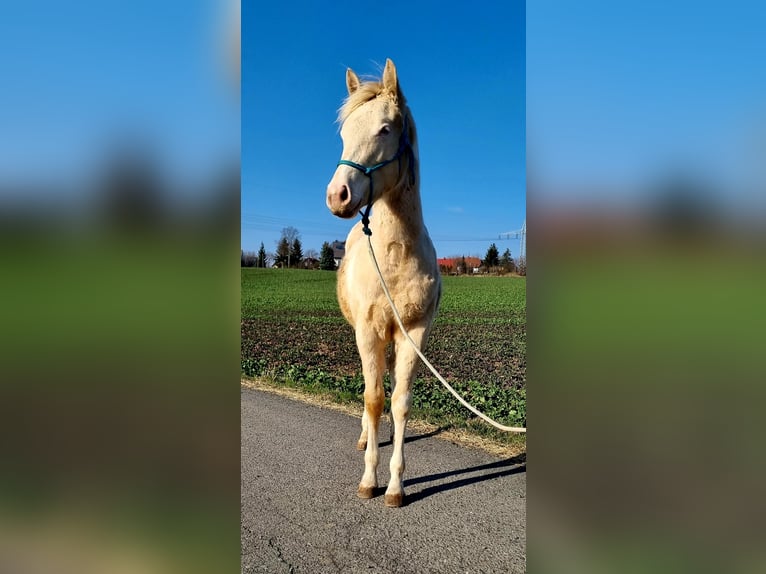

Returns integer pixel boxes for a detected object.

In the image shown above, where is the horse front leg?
[357,410,368,450]
[359,344,395,450]
[385,324,429,507]
[355,328,386,499]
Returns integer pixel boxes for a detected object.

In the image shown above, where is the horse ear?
[346,68,360,95]
[382,58,399,97]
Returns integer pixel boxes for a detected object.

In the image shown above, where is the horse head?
[326,59,415,219]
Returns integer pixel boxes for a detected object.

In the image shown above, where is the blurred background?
[3,1,765,572]
[528,1,766,573]
[0,1,240,572]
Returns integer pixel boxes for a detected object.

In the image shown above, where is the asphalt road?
[241,388,526,574]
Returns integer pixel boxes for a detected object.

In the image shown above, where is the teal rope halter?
[336,114,415,236]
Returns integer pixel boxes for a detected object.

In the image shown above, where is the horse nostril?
[339,186,349,203]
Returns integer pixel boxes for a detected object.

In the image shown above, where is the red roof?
[437,256,481,269]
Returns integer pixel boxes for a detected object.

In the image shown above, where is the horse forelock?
[336,81,409,126]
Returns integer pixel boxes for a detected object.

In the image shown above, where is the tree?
[290,238,303,268]
[500,248,515,274]
[257,242,267,268]
[241,250,257,267]
[483,243,499,268]
[275,227,300,268]
[320,241,336,271]
[458,255,467,275]
[274,237,290,267]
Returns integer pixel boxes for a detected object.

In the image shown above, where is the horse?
[326,59,441,507]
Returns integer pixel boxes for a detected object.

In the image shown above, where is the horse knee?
[390,390,411,421]
[364,387,385,419]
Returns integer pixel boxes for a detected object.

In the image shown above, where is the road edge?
[241,377,526,459]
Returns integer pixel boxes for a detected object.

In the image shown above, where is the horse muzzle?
[326,180,363,218]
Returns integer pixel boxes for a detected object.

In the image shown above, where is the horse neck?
[371,179,424,245]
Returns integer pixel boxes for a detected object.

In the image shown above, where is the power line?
[431,236,519,242]
[242,212,526,247]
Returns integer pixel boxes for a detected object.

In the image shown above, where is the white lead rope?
[366,235,527,433]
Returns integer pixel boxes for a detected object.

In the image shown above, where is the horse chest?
[341,256,436,336]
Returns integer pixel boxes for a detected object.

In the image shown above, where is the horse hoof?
[357,485,376,499]
[356,440,367,450]
[384,493,404,508]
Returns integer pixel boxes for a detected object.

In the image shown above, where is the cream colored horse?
[326,59,441,507]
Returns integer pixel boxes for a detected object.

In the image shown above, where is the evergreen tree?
[257,242,267,268]
[290,238,303,268]
[275,237,290,267]
[459,255,467,275]
[320,241,336,271]
[275,226,301,268]
[483,243,500,268]
[500,248,514,273]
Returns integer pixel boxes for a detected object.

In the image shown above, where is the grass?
[241,268,526,447]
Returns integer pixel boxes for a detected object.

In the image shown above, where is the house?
[331,240,345,268]
[437,256,482,274]
[300,257,319,270]
[437,257,455,273]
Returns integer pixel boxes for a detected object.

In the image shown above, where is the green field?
[241,268,526,439]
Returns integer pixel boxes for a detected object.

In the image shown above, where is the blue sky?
[0,0,239,197]
[4,1,763,247]
[527,1,766,212]
[242,0,526,259]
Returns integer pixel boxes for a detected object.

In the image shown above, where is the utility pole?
[499,218,526,268]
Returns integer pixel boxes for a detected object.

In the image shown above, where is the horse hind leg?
[385,324,430,508]
[387,343,397,443]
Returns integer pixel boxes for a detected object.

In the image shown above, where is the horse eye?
[377,125,391,137]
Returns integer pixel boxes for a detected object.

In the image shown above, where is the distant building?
[437,256,481,274]
[331,240,346,268]
[301,257,319,270]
